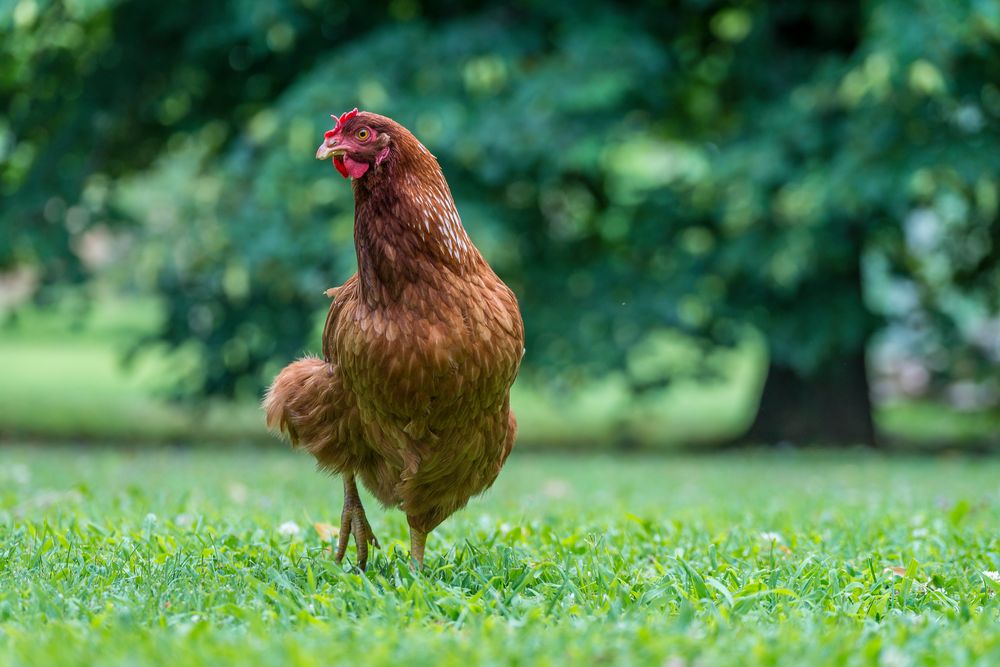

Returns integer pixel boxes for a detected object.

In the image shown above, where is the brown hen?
[264,109,524,569]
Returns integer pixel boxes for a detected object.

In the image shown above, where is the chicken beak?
[316,140,344,161]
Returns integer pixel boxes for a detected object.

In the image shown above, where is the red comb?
[326,108,360,137]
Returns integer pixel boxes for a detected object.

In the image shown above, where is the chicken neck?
[351,164,479,307]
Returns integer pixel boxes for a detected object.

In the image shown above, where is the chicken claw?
[334,475,380,570]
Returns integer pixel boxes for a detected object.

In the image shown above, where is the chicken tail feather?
[264,357,355,456]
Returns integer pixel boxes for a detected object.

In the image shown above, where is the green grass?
[2,446,999,666]
[0,295,266,442]
[880,401,1000,449]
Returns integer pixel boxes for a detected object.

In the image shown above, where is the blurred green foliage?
[2,1,998,438]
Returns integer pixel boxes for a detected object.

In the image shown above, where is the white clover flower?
[759,531,783,543]
[278,520,301,537]
[227,483,249,504]
[880,646,911,667]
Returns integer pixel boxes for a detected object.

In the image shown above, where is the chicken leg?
[334,474,380,570]
[407,516,428,570]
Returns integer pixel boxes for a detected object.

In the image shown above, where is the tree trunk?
[745,351,877,447]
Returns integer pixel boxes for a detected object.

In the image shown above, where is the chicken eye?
[356,128,370,141]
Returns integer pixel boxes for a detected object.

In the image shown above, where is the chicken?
[264,109,524,569]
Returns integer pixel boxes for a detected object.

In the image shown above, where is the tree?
[5,0,998,445]
[1,0,400,288]
[667,0,1000,445]
[727,2,1000,444]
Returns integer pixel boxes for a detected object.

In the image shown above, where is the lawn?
[2,446,999,666]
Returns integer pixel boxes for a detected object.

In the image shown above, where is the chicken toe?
[334,475,380,570]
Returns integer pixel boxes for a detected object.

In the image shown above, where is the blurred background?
[1,0,999,451]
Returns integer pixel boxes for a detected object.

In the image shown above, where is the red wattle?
[333,156,349,179]
[342,156,370,179]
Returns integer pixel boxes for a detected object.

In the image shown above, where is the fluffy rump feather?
[263,357,364,473]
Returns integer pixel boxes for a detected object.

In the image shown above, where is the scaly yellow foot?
[334,475,380,570]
